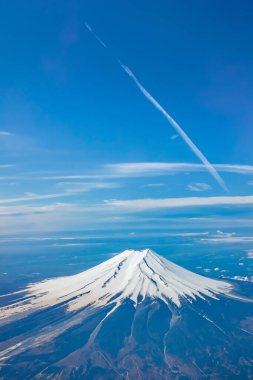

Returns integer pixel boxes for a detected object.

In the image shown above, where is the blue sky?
[1,1,253,239]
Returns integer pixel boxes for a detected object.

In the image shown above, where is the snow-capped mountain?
[0,249,232,321]
[0,249,252,380]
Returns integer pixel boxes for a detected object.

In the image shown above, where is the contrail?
[85,23,107,49]
[119,63,228,192]
[84,23,228,192]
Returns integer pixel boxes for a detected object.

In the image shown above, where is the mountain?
[0,249,252,379]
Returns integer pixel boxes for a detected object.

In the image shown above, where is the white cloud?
[187,182,212,192]
[0,174,121,181]
[201,236,253,244]
[246,249,253,259]
[0,201,106,235]
[1,162,253,183]
[198,230,253,244]
[229,276,253,282]
[0,203,70,216]
[106,195,253,210]
[52,242,104,247]
[0,181,122,205]
[55,181,122,193]
[106,162,253,176]
[174,232,209,237]
[0,192,71,204]
[211,230,236,238]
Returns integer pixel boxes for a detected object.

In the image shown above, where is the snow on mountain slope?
[0,249,232,321]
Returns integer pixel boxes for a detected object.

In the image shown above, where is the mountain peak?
[122,248,152,256]
[0,249,233,323]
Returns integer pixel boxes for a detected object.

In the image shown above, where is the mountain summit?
[1,249,232,321]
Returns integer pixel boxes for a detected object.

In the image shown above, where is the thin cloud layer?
[106,162,253,176]
[106,195,253,210]
[187,182,212,192]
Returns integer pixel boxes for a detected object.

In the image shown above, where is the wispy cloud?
[212,164,253,175]
[52,242,104,247]
[187,182,212,192]
[145,183,165,187]
[0,181,122,205]
[229,276,253,282]
[0,201,107,235]
[84,23,228,191]
[2,202,253,236]
[55,181,122,193]
[106,195,253,210]
[0,164,15,168]
[0,174,114,181]
[246,250,253,258]
[0,131,13,136]
[0,162,253,182]
[0,192,71,205]
[201,236,253,243]
[106,162,253,176]
[0,203,68,216]
[198,230,253,244]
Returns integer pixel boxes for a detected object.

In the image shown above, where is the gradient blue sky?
[1,1,253,238]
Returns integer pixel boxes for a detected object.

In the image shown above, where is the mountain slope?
[0,249,252,380]
[0,249,232,322]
